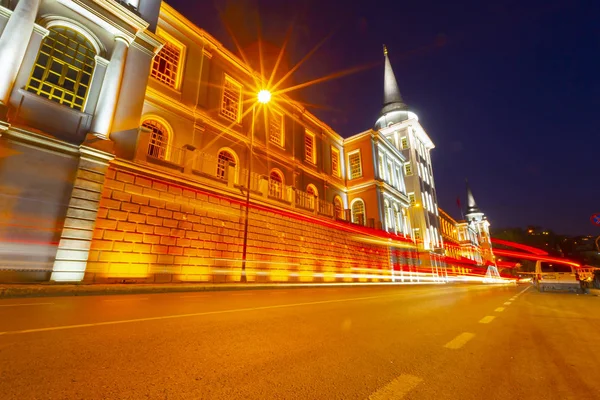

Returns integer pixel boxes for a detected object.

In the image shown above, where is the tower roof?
[380,45,408,116]
[465,179,482,216]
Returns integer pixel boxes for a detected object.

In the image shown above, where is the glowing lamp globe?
[257,89,271,104]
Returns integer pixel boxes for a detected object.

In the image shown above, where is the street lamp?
[240,90,271,283]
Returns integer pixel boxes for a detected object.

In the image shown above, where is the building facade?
[0,0,421,283]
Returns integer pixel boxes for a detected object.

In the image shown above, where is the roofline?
[159,3,344,144]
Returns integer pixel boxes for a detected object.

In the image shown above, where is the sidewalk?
[0,281,446,299]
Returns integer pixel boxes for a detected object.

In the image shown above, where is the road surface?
[0,283,598,399]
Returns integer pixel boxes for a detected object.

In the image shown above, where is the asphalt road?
[0,283,598,400]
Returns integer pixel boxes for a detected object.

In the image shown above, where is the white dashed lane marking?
[479,316,495,324]
[444,332,475,349]
[495,307,505,312]
[369,374,422,400]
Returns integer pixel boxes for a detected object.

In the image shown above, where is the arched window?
[26,26,97,111]
[142,119,169,160]
[306,184,318,209]
[269,170,284,199]
[217,149,237,182]
[333,196,344,219]
[351,199,365,225]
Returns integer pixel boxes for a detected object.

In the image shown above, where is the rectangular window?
[408,193,416,205]
[396,167,404,191]
[401,136,408,149]
[387,161,394,186]
[348,151,362,180]
[151,29,185,90]
[379,154,385,180]
[269,110,284,146]
[404,162,413,176]
[304,131,316,164]
[331,147,341,177]
[221,75,242,122]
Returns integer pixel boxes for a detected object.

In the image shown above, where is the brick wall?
[85,163,416,283]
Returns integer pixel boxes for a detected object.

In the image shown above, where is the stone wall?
[85,162,417,283]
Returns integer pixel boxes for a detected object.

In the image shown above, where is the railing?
[318,199,334,217]
[192,152,221,179]
[295,189,316,211]
[239,169,263,192]
[147,141,185,165]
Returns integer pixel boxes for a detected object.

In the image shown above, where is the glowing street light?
[257,89,271,104]
[241,90,273,283]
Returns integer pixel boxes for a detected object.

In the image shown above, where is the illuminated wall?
[85,163,417,283]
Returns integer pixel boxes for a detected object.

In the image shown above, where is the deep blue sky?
[168,0,599,236]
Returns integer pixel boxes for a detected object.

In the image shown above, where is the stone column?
[51,135,114,282]
[0,0,42,104]
[90,36,129,139]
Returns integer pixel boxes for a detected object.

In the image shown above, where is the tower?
[465,180,494,265]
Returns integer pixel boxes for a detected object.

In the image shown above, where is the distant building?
[372,46,442,252]
[463,181,494,265]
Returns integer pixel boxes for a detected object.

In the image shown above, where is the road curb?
[0,282,453,299]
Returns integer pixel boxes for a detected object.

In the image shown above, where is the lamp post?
[240,90,271,283]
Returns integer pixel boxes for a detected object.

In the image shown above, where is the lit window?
[396,167,404,191]
[217,150,237,181]
[384,200,391,231]
[378,154,385,180]
[408,193,416,205]
[26,26,96,111]
[143,119,169,160]
[331,147,341,177]
[387,161,394,186]
[305,131,316,164]
[351,199,365,225]
[269,110,284,146]
[151,29,185,89]
[400,136,408,149]
[394,204,402,234]
[334,196,343,218]
[221,75,242,122]
[404,162,413,176]
[269,170,283,199]
[348,151,362,179]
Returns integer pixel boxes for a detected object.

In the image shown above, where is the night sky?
[168,0,599,236]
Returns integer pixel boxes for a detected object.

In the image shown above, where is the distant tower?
[374,46,443,254]
[465,180,494,265]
